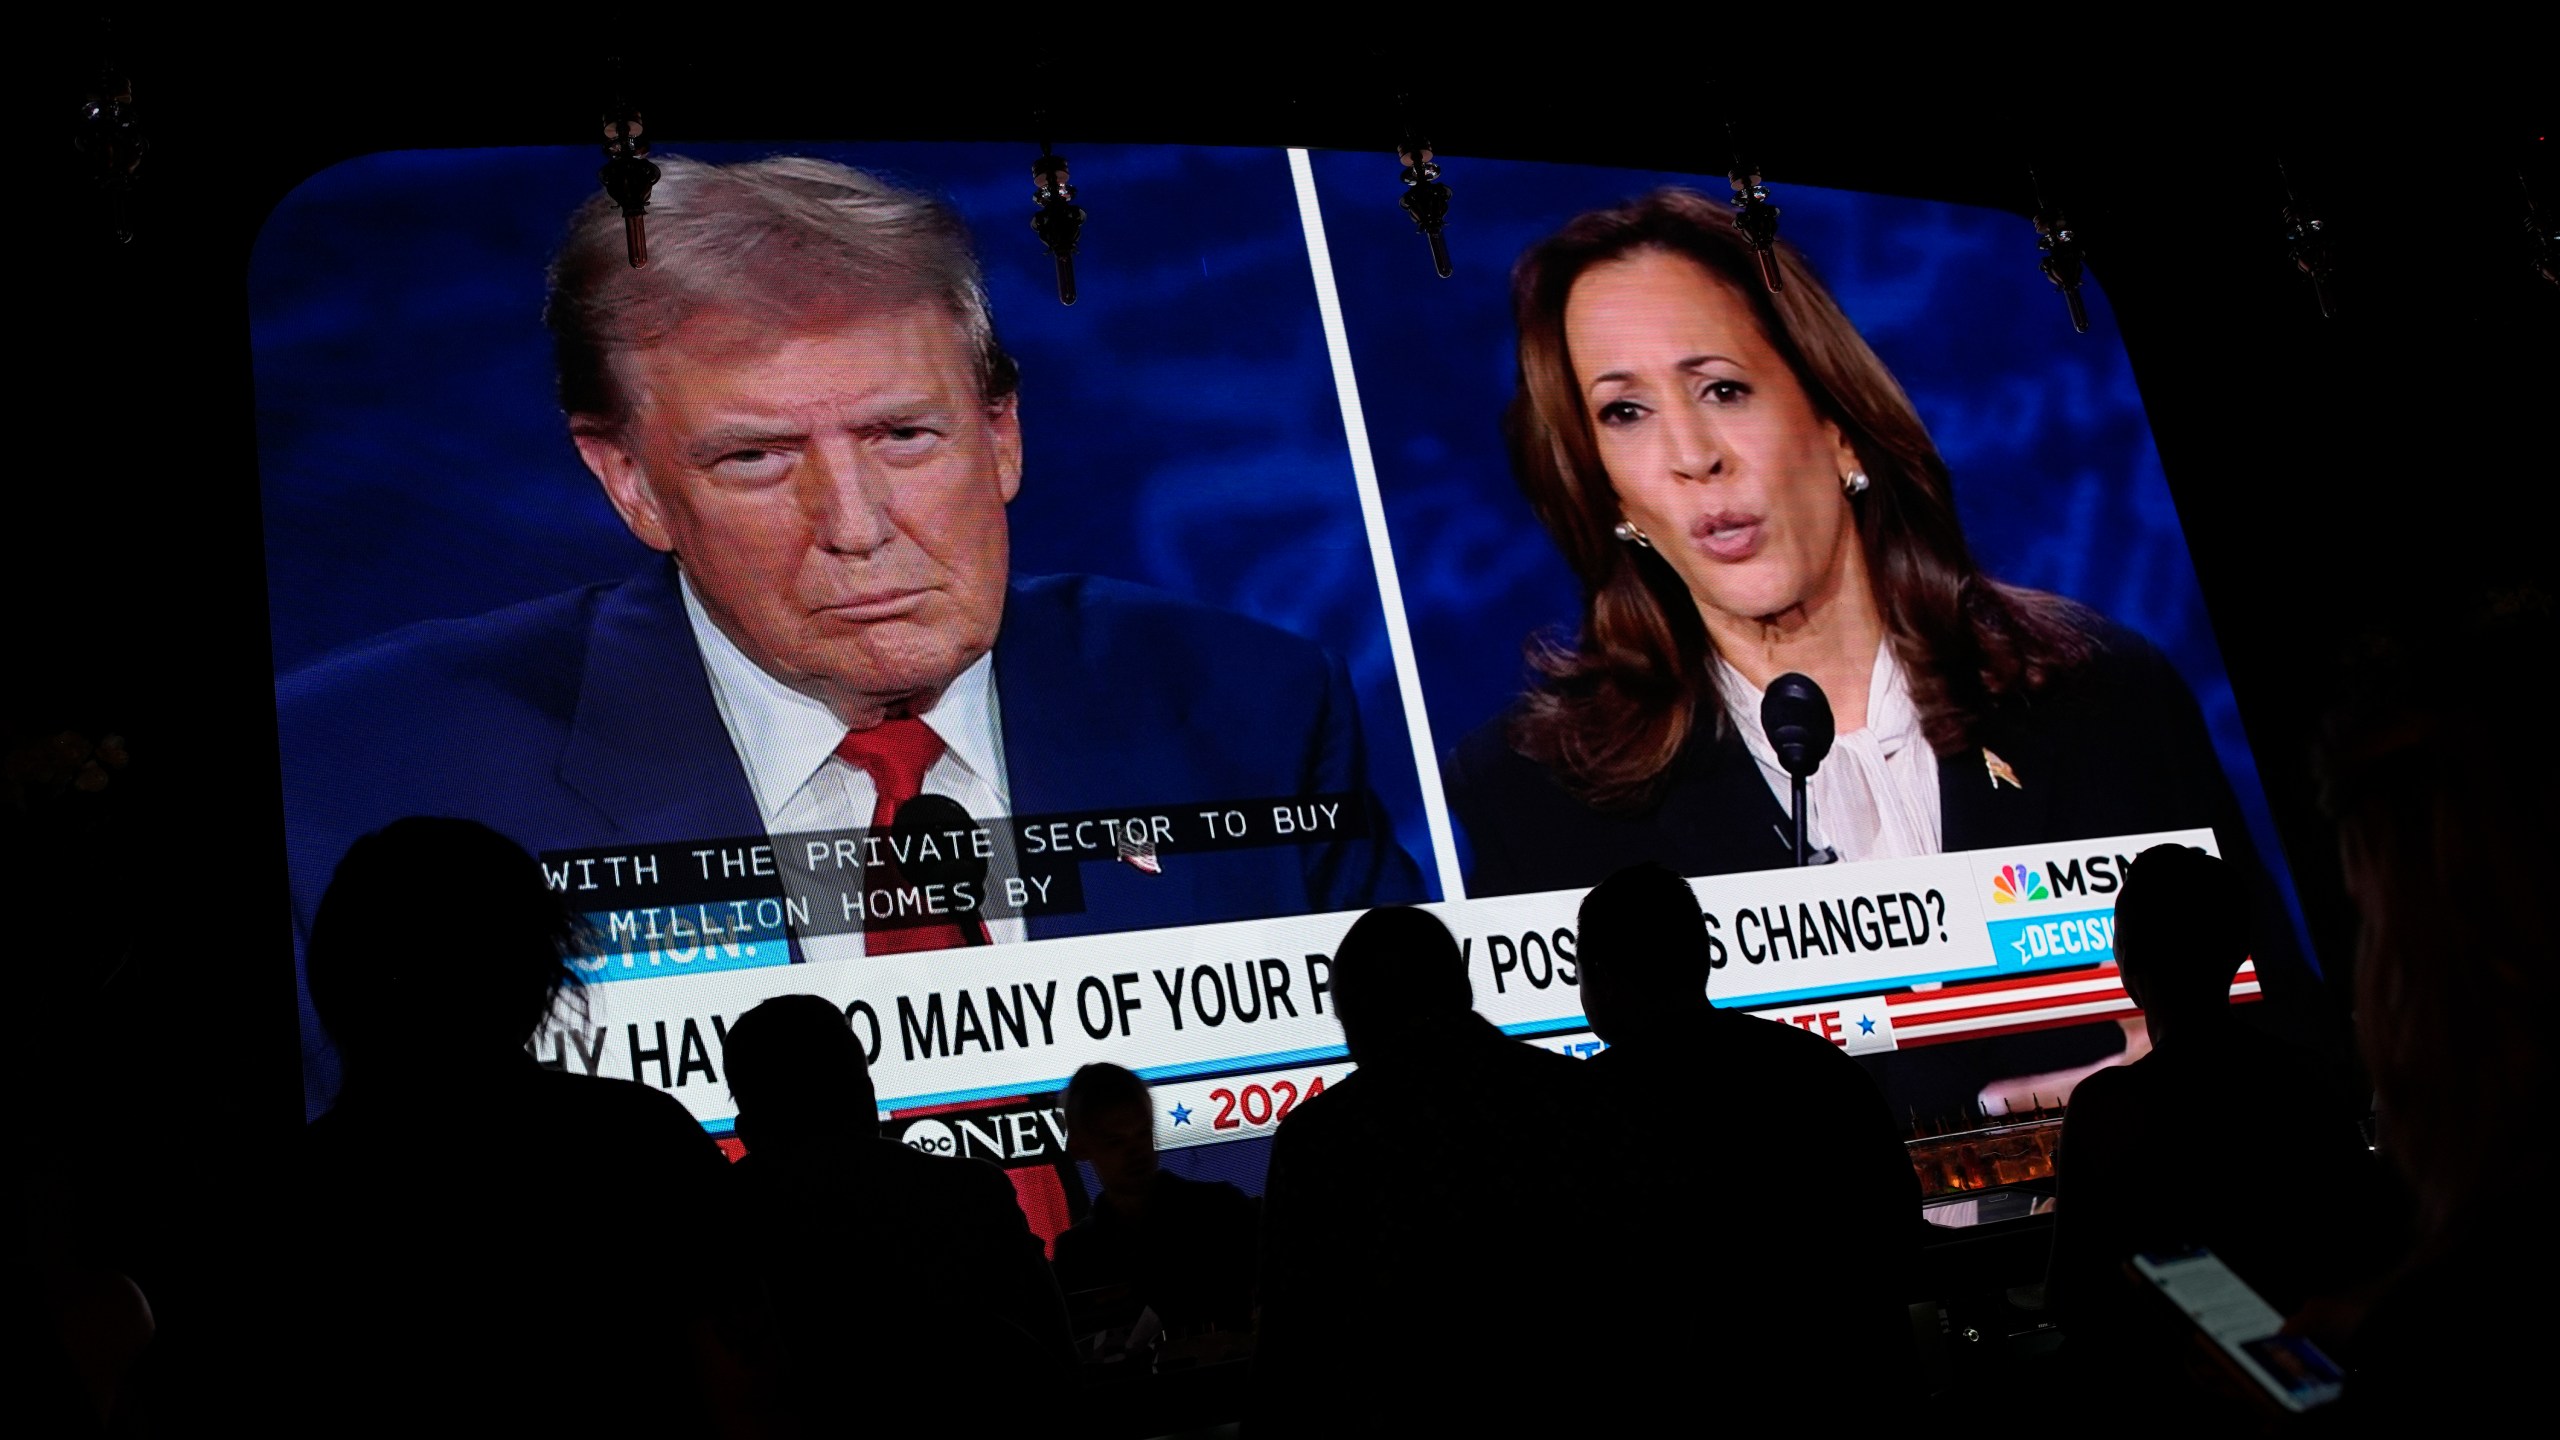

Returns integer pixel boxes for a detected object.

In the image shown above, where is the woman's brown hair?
[1505,188,2091,808]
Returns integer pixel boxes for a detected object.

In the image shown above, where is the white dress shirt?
[1711,640,1943,864]
[682,573,1025,954]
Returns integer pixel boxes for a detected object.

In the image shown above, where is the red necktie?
[835,717,986,954]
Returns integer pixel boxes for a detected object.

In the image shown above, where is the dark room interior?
[7,22,2552,1435]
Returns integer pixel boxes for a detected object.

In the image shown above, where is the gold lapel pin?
[1983,748,2022,791]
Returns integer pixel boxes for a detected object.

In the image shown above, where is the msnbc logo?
[1992,864,2051,905]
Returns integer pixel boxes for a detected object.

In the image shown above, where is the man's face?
[575,302,1022,722]
[1067,1100,1158,1195]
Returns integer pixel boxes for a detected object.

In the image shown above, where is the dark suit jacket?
[724,1136,1074,1432]
[1253,1016,1630,1431]
[1588,1011,1922,1400]
[279,560,1424,1107]
[291,1063,731,1434]
[1446,621,2306,990]
[1051,1169,1260,1333]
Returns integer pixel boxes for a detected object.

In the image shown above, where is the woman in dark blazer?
[1445,190,2304,1106]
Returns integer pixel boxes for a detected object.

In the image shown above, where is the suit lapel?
[991,580,1204,938]
[989,579,1089,820]
[557,559,767,843]
[993,582,1102,940]
[1661,718,1799,872]
[1938,711,2053,855]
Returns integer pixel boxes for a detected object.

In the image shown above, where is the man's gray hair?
[544,155,1018,430]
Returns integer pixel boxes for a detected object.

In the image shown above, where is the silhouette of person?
[1053,1063,1258,1341]
[719,994,1073,1432]
[1254,905,1623,1433]
[1576,862,1920,1403]
[2315,593,2553,1427]
[2044,845,2393,1374]
[289,817,730,1434]
[3,1173,155,1438]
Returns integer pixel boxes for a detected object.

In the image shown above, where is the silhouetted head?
[308,817,588,1089]
[1577,863,1714,1045]
[2112,844,2249,1032]
[1331,905,1474,1064]
[724,994,879,1155]
[1062,1062,1157,1197]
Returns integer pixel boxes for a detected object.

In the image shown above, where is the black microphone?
[888,793,990,945]
[1760,673,1835,867]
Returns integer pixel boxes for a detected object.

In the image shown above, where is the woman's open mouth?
[1692,511,1766,562]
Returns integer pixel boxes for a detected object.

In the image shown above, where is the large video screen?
[259,141,2307,1244]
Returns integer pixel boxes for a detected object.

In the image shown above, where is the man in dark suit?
[1254,906,1628,1432]
[1576,862,1920,1405]
[276,156,1422,1109]
[1052,1062,1258,1339]
[719,994,1075,1432]
[292,818,735,1435]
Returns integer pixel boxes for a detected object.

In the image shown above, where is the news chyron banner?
[532,828,2217,1142]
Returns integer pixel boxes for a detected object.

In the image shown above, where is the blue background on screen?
[1305,153,2309,956]
[252,143,1437,891]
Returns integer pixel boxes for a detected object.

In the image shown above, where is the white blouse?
[1710,641,1943,864]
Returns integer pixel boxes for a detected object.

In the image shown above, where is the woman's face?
[1565,248,1862,626]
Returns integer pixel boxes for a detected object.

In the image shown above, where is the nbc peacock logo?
[1992,863,2051,905]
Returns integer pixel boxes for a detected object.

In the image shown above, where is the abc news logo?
[895,1102,1070,1166]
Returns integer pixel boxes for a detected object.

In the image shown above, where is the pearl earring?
[1842,469,1871,496]
[1611,519,1653,548]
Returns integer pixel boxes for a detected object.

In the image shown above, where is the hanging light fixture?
[2031,169,2090,334]
[2279,160,2337,319]
[597,60,659,269]
[73,37,147,245]
[1726,121,1782,293]
[1396,123,1454,280]
[1030,141,1086,306]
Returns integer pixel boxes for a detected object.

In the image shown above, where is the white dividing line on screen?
[1287,147,1466,903]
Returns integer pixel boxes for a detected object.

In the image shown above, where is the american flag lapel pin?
[1983,748,2022,791]
[1117,831,1162,876]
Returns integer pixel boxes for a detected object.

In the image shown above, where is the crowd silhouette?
[722,993,1075,1432]
[1576,862,1921,1406]
[1255,904,1623,1431]
[1054,1062,1258,1349]
[17,597,2552,1434]
[2304,596,2554,1426]
[287,817,732,1434]
[2044,844,2398,1398]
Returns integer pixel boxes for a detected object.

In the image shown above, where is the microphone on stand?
[889,793,991,945]
[1760,673,1835,868]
